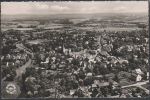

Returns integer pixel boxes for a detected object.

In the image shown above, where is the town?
[1,13,149,98]
[1,2,149,98]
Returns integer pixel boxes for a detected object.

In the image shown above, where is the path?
[122,80,149,88]
[15,43,33,79]
[15,59,32,79]
[122,80,149,94]
[2,43,33,81]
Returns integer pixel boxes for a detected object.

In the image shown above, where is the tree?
[137,24,146,29]
[100,87,108,97]
[114,74,119,83]
[17,25,23,28]
[5,69,16,81]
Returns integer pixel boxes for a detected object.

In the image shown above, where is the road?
[15,43,33,80]
[137,85,149,94]
[16,43,33,56]
[122,80,149,94]
[122,80,149,88]
[2,43,33,82]
[15,59,32,79]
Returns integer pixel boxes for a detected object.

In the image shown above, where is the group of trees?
[17,25,37,28]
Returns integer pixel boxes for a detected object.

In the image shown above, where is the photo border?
[0,0,149,100]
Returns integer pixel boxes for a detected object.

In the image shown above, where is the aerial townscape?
[1,1,149,99]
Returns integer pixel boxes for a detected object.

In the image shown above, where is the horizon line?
[2,12,148,16]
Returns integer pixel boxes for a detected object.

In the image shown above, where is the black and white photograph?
[1,1,149,99]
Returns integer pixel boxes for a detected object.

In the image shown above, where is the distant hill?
[1,13,148,22]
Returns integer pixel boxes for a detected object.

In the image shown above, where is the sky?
[1,1,148,15]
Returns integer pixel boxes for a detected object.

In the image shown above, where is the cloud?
[113,6,127,11]
[81,7,99,13]
[36,3,49,9]
[1,1,148,15]
[50,5,70,11]
[1,2,32,15]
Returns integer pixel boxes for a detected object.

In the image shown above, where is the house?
[102,44,112,52]
[41,57,49,64]
[131,70,143,82]
[99,50,110,57]
[98,82,109,87]
[135,68,143,75]
[117,71,132,85]
[117,58,129,64]
[136,74,142,82]
[94,75,103,80]
[86,73,93,77]
[70,89,76,95]
[16,54,21,60]
[6,62,9,67]
[1,56,4,61]
[147,72,149,79]
[20,54,27,61]
[105,73,115,79]
[25,76,36,83]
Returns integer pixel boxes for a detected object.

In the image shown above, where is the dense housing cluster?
[1,14,149,98]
